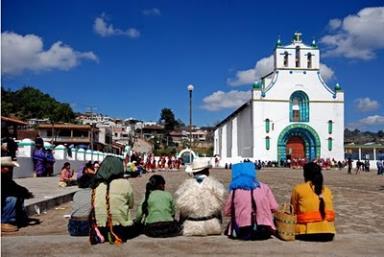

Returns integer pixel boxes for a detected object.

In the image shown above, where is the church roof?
[214,100,252,130]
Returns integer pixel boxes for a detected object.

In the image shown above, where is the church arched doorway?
[277,124,321,161]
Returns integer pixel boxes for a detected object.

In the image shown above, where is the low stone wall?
[13,139,124,178]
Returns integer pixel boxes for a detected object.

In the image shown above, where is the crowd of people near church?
[64,156,336,244]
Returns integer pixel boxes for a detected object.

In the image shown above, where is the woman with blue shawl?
[224,162,278,240]
[32,138,47,177]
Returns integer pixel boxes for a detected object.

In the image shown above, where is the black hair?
[62,162,71,169]
[77,173,94,188]
[142,175,166,217]
[303,162,326,219]
[193,168,210,177]
[1,137,18,160]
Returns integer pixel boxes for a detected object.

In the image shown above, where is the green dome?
[253,81,262,89]
[335,82,342,91]
[311,39,317,48]
[276,38,282,47]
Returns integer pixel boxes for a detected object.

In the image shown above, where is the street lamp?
[187,84,194,164]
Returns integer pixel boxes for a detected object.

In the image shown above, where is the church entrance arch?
[177,149,197,164]
[277,124,320,161]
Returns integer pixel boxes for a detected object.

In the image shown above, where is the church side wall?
[237,104,253,158]
[226,121,232,158]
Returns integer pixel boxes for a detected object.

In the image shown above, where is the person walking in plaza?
[32,137,47,177]
[347,158,353,174]
[175,159,225,236]
[377,160,383,175]
[224,162,278,240]
[68,171,95,236]
[290,162,335,241]
[91,156,139,243]
[45,149,55,176]
[1,157,36,232]
[136,175,180,237]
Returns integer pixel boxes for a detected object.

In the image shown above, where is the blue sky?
[2,0,384,131]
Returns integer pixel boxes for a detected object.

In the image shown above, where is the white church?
[214,32,344,164]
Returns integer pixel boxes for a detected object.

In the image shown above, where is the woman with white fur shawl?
[175,159,225,236]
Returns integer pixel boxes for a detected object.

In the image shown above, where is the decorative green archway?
[277,124,321,161]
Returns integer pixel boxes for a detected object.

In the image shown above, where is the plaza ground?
[2,167,384,256]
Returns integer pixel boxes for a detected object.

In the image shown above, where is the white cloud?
[1,31,98,75]
[227,55,274,86]
[328,19,342,30]
[142,8,161,16]
[228,55,335,86]
[348,115,384,130]
[320,7,384,60]
[354,97,380,112]
[93,15,140,38]
[202,90,251,111]
[319,63,335,81]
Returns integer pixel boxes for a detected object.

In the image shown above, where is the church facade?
[214,33,344,163]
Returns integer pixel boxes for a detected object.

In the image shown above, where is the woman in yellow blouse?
[290,162,335,241]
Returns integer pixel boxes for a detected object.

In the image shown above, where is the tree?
[159,108,177,133]
[1,86,75,122]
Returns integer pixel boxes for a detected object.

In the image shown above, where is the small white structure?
[76,148,85,161]
[17,139,35,157]
[54,145,67,160]
[214,33,344,163]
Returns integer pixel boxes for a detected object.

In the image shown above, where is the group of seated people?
[68,156,335,243]
[59,161,99,187]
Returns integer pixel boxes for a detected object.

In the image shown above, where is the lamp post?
[187,84,194,164]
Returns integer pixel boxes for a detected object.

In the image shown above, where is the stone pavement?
[2,233,383,257]
[14,176,80,216]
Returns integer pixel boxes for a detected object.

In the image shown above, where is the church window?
[328,137,333,151]
[295,46,300,67]
[265,119,270,133]
[265,136,270,150]
[328,120,333,134]
[290,91,309,122]
[307,53,312,68]
[283,51,288,67]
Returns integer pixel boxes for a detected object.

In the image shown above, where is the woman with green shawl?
[92,156,139,243]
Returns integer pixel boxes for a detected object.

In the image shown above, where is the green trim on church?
[277,124,321,161]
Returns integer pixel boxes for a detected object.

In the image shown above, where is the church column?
[232,118,238,158]
[221,124,227,159]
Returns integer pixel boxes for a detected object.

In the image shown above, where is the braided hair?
[142,175,166,217]
[303,162,326,219]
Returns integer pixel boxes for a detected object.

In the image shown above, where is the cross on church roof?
[293,32,302,42]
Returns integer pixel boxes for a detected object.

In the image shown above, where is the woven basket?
[274,203,297,241]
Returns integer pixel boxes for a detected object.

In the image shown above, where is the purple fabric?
[224,183,278,230]
[32,148,47,176]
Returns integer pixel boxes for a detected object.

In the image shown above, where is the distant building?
[214,33,344,162]
[345,143,384,161]
[37,123,100,149]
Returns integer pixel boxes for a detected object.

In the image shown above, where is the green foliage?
[153,147,177,156]
[159,108,177,133]
[1,86,75,122]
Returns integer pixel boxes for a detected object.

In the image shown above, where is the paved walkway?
[14,177,79,215]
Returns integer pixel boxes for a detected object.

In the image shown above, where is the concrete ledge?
[14,177,80,216]
[25,192,77,216]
